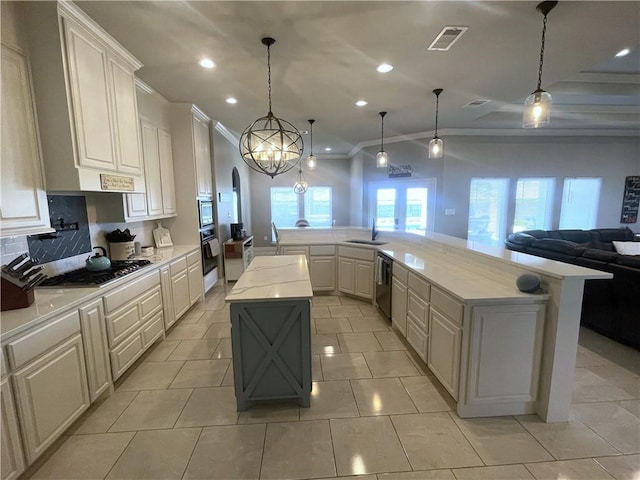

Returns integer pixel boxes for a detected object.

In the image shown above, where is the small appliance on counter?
[1,253,47,310]
[231,223,245,241]
[105,228,137,260]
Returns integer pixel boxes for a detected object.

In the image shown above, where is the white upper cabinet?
[0,4,53,238]
[158,127,177,215]
[192,111,213,199]
[62,18,115,171]
[21,1,144,193]
[122,120,176,221]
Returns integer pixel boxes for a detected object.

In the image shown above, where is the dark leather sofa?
[505,228,639,350]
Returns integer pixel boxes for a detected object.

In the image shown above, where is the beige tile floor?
[26,285,640,480]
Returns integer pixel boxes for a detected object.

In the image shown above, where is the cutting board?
[153,222,173,248]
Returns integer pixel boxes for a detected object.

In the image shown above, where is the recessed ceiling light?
[376,63,393,73]
[325,147,332,152]
[199,58,215,69]
[615,48,630,57]
[225,97,237,104]
[355,100,368,107]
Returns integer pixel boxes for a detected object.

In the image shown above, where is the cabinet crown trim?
[58,0,143,70]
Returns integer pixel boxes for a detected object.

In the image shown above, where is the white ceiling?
[76,1,640,157]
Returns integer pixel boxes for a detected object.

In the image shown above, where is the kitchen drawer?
[110,330,144,380]
[392,263,408,284]
[7,310,81,369]
[141,311,164,348]
[431,287,463,326]
[140,286,162,319]
[186,250,200,266]
[103,270,160,314]
[281,246,309,257]
[408,272,430,301]
[310,245,335,256]
[406,316,428,363]
[170,256,188,276]
[407,291,428,330]
[338,246,376,262]
[106,302,140,347]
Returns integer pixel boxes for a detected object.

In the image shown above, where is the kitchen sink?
[345,239,388,245]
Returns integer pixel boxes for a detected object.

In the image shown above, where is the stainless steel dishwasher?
[375,252,392,320]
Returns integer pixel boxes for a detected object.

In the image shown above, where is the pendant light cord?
[537,13,548,91]
[434,94,439,136]
[310,121,314,156]
[266,43,273,114]
[380,113,386,150]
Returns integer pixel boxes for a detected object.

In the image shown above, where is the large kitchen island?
[225,255,313,411]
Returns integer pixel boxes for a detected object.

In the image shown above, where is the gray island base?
[225,255,313,411]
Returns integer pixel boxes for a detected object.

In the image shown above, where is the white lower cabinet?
[160,265,177,330]
[12,334,89,464]
[337,246,375,300]
[309,256,336,291]
[187,251,204,306]
[79,299,112,402]
[428,307,462,401]
[406,274,431,362]
[391,277,407,336]
[1,378,24,480]
[103,270,164,380]
[171,259,191,320]
[337,257,355,295]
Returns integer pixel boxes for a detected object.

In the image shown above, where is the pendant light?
[306,119,317,170]
[428,88,444,159]
[523,1,558,128]
[239,37,303,177]
[293,164,308,194]
[376,112,388,168]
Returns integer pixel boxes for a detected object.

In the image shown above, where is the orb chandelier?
[376,112,388,168]
[428,88,444,159]
[523,1,558,128]
[306,119,317,170]
[239,37,303,177]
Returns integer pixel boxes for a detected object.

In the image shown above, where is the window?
[304,187,332,227]
[468,178,509,246]
[271,186,333,237]
[559,178,601,229]
[270,188,298,230]
[369,179,436,234]
[513,178,555,232]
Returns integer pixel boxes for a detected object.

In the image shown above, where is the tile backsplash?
[27,195,92,263]
[0,236,29,266]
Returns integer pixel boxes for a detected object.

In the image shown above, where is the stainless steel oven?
[198,200,214,229]
[200,228,218,275]
[375,253,392,320]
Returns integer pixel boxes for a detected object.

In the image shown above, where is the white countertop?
[1,245,199,343]
[225,255,313,303]
[278,228,612,304]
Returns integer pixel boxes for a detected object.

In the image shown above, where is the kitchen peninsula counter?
[277,228,612,423]
[225,255,313,411]
[1,245,199,342]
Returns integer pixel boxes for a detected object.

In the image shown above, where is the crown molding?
[348,127,640,157]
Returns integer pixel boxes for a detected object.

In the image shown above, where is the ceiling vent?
[427,26,468,51]
[464,99,491,108]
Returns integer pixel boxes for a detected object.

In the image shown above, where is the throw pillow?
[612,241,640,255]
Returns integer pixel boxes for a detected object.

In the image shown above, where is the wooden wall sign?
[620,175,640,224]
[100,174,135,192]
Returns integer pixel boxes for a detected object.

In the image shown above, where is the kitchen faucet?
[371,218,379,241]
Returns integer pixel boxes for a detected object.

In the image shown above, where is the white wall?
[359,135,640,238]
[211,127,252,246]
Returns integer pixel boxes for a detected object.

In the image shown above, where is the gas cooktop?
[38,260,152,288]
